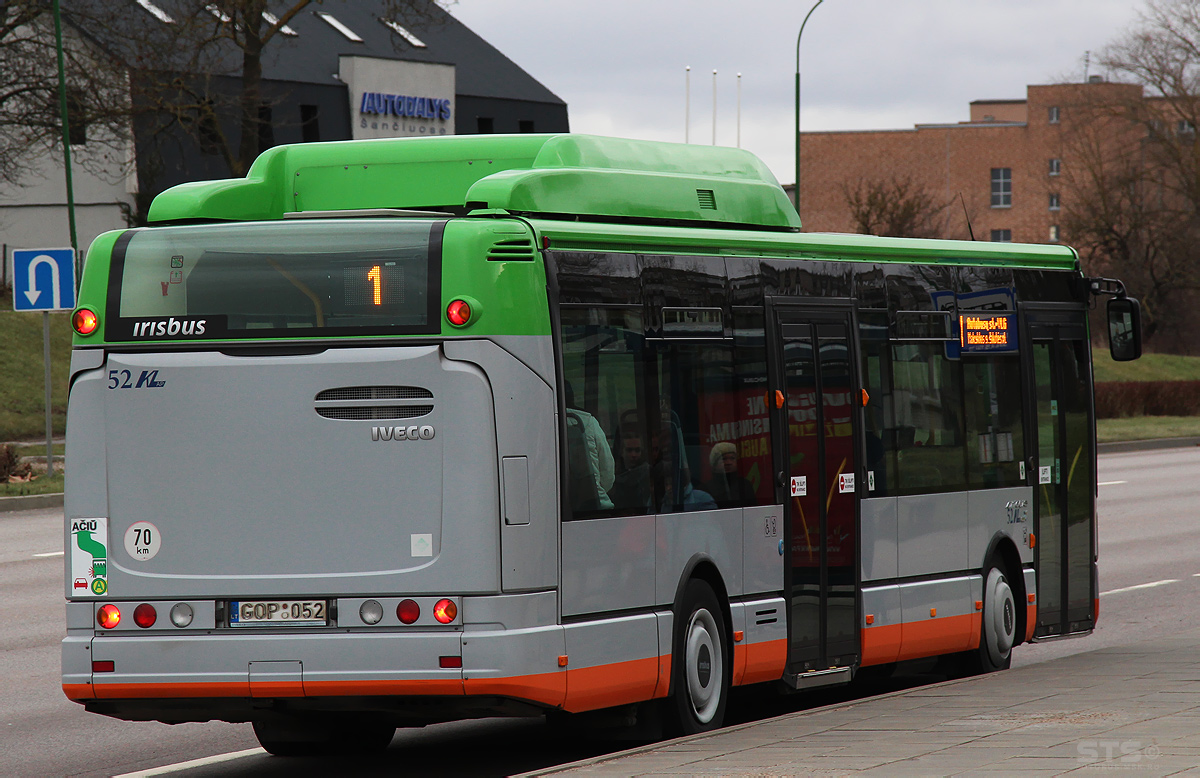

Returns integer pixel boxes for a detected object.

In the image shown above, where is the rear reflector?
[439,656,462,669]
[134,603,157,628]
[92,660,115,673]
[397,599,420,624]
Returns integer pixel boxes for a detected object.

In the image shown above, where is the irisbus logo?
[131,317,207,338]
[371,425,436,442]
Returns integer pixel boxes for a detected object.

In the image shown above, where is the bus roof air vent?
[697,189,717,210]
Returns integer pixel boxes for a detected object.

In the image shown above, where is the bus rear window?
[108,219,443,340]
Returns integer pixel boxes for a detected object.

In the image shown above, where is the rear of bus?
[61,210,564,740]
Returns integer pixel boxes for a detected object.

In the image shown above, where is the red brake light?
[446,299,471,326]
[434,598,457,624]
[133,603,157,628]
[72,308,98,336]
[97,604,121,629]
[397,599,420,624]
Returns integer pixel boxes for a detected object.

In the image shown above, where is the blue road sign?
[13,248,76,312]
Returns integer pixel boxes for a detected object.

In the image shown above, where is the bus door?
[769,302,861,675]
[1023,308,1096,638]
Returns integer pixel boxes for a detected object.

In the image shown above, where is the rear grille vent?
[316,386,432,401]
[317,405,433,420]
[486,238,536,261]
[315,386,434,421]
[697,189,717,210]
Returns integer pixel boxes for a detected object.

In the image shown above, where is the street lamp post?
[794,0,824,218]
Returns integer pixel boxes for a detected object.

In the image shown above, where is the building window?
[65,91,87,146]
[477,116,495,134]
[1050,225,1060,242]
[990,168,1012,208]
[518,120,535,133]
[300,104,320,143]
[990,229,1012,242]
[1179,119,1196,135]
[1049,193,1060,211]
[1048,106,1060,124]
[1049,158,1061,176]
[258,102,274,152]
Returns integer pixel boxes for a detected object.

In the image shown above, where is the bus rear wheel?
[972,565,1016,673]
[253,716,395,756]
[666,579,730,736]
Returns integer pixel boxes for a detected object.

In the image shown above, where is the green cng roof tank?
[146,134,803,230]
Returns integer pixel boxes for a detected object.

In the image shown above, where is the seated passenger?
[610,424,652,512]
[564,383,615,512]
[703,442,757,508]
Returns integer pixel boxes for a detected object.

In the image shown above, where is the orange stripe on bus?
[563,656,660,713]
[300,678,464,697]
[860,623,902,666]
[463,671,565,708]
[896,613,978,662]
[736,639,787,686]
[62,683,94,701]
[1026,603,1037,642]
[250,681,303,698]
[92,681,251,699]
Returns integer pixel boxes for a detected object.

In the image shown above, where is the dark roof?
[65,0,565,106]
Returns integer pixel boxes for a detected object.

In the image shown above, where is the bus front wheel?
[974,565,1016,673]
[666,579,730,736]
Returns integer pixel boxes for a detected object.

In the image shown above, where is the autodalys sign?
[341,56,456,139]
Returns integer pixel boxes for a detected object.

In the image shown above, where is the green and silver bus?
[62,134,1140,754]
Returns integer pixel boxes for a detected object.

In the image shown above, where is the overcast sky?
[449,0,1145,185]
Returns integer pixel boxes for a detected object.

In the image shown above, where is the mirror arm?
[1087,276,1128,299]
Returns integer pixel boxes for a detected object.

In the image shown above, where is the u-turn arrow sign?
[13,248,75,311]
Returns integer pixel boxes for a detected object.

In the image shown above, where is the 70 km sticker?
[124,521,162,561]
[70,517,108,597]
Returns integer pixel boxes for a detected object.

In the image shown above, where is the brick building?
[796,80,1143,244]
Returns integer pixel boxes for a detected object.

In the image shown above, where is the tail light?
[446,299,472,326]
[397,599,420,624]
[72,308,99,336]
[433,599,457,624]
[133,603,157,628]
[169,603,193,628]
[97,604,121,629]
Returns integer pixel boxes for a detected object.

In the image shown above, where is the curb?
[0,492,64,513]
[1097,435,1200,454]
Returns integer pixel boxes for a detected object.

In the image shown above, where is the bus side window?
[559,306,643,519]
[887,342,967,494]
[964,356,1024,488]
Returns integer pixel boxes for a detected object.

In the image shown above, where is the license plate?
[229,600,328,627]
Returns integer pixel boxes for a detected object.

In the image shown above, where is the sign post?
[13,248,76,478]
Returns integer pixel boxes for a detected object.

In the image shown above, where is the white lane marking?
[1099,579,1179,597]
[33,551,64,558]
[1098,480,1127,486]
[113,748,266,777]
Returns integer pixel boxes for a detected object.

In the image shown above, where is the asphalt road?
[2,446,1197,777]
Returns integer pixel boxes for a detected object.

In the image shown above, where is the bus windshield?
[108,219,443,340]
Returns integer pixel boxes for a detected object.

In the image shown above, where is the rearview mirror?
[1107,297,1142,362]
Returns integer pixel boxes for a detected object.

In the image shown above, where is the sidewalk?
[527,629,1200,776]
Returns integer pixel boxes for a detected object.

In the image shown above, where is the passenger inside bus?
[564,383,615,512]
[703,442,757,508]
[610,414,652,512]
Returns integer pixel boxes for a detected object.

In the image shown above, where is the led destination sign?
[958,312,1017,354]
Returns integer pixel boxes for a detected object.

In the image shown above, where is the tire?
[971,565,1017,673]
[253,716,395,757]
[666,579,730,736]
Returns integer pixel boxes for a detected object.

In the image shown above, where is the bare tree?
[1057,0,1200,344]
[0,1,132,185]
[842,175,949,239]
